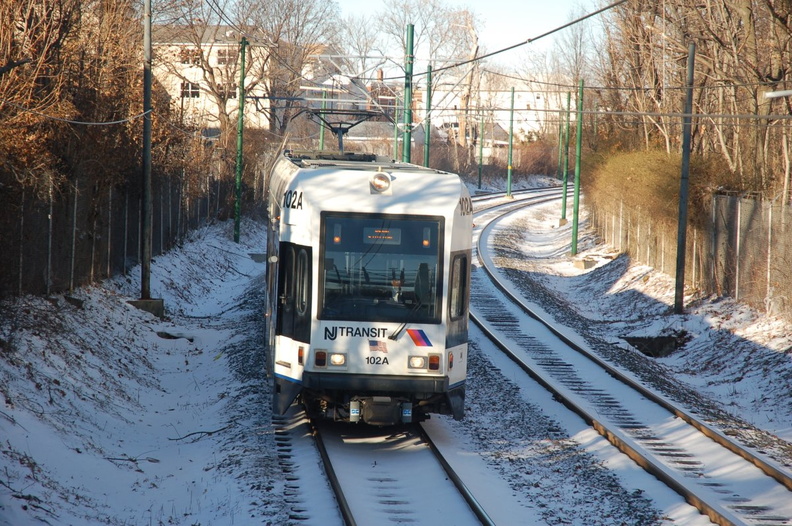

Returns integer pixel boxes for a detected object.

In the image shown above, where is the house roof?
[344,121,396,140]
[152,24,267,45]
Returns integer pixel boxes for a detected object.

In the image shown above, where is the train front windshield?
[320,213,443,323]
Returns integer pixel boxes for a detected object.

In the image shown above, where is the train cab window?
[449,254,468,320]
[319,213,444,323]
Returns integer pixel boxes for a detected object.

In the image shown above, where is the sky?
[335,0,598,64]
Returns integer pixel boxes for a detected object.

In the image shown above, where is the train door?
[265,204,280,379]
[446,250,471,348]
[276,241,312,344]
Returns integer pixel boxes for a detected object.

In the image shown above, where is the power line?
[2,101,150,125]
[379,0,629,82]
[481,68,784,95]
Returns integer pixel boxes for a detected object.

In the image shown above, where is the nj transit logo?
[406,329,432,347]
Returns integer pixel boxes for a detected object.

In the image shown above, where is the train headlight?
[329,352,346,366]
[370,172,391,192]
[408,356,427,369]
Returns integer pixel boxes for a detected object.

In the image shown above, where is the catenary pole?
[402,24,414,163]
[506,87,514,197]
[571,80,583,255]
[423,65,432,167]
[319,90,327,150]
[561,92,571,222]
[478,114,484,189]
[556,112,563,179]
[393,104,400,159]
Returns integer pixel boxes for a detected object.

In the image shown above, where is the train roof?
[283,150,449,175]
[272,150,468,217]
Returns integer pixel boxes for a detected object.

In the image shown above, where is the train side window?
[296,248,309,316]
[449,254,468,319]
[276,245,295,336]
[283,245,296,302]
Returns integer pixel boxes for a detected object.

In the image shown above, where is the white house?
[152,25,270,133]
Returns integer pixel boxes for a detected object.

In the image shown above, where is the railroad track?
[296,190,580,526]
[274,406,511,525]
[311,419,495,526]
[268,190,575,526]
[470,194,792,526]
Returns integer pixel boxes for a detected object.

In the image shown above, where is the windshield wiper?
[388,300,424,340]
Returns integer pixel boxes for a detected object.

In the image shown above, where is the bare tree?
[456,10,480,150]
[247,0,341,135]
[336,14,387,78]
[0,0,79,194]
[597,0,792,195]
[371,0,482,160]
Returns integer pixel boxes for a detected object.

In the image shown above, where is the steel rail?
[471,198,792,526]
[311,420,357,526]
[417,424,496,526]
[475,199,792,493]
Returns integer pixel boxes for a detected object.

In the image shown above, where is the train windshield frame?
[319,212,444,323]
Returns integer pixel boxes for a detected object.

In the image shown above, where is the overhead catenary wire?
[12,0,790,128]
[378,0,629,82]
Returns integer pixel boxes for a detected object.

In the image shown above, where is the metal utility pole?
[556,115,563,179]
[402,24,414,163]
[674,43,696,314]
[506,87,514,197]
[141,0,152,299]
[478,114,484,189]
[571,80,583,256]
[234,36,247,244]
[393,104,400,159]
[561,92,571,223]
[319,90,327,150]
[423,65,432,167]
[130,0,163,317]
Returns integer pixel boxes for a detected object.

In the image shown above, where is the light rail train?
[266,150,472,426]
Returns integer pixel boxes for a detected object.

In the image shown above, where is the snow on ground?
[485,186,792,454]
[1,174,790,525]
[1,219,288,525]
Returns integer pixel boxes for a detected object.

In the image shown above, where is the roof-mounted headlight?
[370,172,391,193]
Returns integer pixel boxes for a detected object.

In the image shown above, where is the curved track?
[471,192,792,526]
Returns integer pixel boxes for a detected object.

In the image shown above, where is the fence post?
[137,196,142,265]
[168,178,172,250]
[766,202,773,313]
[692,228,697,288]
[612,206,616,247]
[107,186,112,278]
[735,198,742,300]
[47,177,53,296]
[163,183,167,254]
[70,184,78,291]
[18,190,24,296]
[123,190,129,275]
[90,212,96,283]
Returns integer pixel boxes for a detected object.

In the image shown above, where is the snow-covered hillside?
[2,182,790,525]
